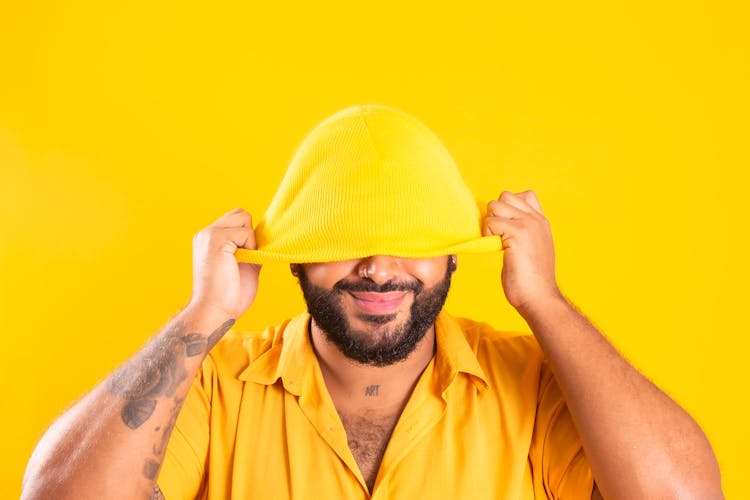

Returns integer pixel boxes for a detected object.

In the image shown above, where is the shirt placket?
[292,360,372,496]
[370,360,448,499]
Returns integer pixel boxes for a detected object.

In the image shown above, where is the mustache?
[334,278,424,295]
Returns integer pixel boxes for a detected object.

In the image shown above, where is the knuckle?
[193,228,209,242]
[201,227,225,248]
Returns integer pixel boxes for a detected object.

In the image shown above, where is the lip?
[349,291,408,315]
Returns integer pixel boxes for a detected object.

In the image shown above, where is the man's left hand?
[483,190,563,314]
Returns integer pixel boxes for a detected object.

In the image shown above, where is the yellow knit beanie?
[235,104,502,264]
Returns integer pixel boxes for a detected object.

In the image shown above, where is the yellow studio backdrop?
[1,1,747,497]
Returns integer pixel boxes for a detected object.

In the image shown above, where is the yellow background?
[1,1,747,497]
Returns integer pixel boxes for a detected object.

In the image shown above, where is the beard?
[297,259,455,367]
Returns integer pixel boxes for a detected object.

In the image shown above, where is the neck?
[309,319,436,409]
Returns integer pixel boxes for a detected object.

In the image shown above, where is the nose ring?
[359,262,375,279]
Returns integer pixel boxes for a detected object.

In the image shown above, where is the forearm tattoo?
[106,317,235,482]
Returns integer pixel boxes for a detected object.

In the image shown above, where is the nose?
[357,255,402,284]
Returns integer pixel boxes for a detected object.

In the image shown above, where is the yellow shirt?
[158,311,594,499]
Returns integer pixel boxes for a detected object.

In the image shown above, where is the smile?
[348,291,409,315]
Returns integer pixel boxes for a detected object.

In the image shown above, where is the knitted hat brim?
[234,233,502,264]
[234,104,505,265]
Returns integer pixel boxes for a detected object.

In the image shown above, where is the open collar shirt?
[158,311,594,499]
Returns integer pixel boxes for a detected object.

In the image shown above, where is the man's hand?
[189,208,261,319]
[483,190,562,314]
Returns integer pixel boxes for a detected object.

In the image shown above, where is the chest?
[338,410,401,490]
[221,375,535,499]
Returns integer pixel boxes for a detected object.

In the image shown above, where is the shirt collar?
[239,310,489,396]
[433,312,489,395]
[238,313,313,396]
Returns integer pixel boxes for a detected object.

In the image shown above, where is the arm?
[22,208,260,500]
[22,306,233,500]
[484,191,723,500]
[520,294,722,499]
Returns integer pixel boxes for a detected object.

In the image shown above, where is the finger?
[497,191,535,215]
[487,199,531,220]
[483,216,523,249]
[211,208,253,228]
[518,190,544,215]
[483,215,523,235]
[212,226,257,253]
[238,261,262,276]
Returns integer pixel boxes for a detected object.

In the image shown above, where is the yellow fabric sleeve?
[156,356,215,499]
[529,360,596,499]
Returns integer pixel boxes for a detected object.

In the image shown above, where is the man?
[23,104,722,499]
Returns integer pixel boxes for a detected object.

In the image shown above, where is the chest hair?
[339,410,401,492]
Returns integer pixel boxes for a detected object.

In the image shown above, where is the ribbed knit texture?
[235,104,502,264]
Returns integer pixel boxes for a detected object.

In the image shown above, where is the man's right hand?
[188,207,261,320]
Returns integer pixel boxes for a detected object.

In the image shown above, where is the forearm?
[22,305,234,500]
[518,294,723,500]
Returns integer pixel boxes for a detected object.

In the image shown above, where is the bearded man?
[23,105,722,499]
